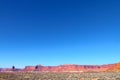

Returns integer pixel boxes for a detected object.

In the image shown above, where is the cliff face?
[107,62,120,71]
[24,64,116,72]
[115,62,120,70]
[24,66,35,71]
[1,63,120,72]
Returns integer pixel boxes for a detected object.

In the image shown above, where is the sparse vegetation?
[0,72,120,80]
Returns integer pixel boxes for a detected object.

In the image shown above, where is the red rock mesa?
[1,62,120,72]
[23,64,116,72]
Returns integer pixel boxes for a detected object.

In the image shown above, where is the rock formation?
[23,63,116,72]
[24,66,35,71]
[1,62,120,72]
[107,62,120,71]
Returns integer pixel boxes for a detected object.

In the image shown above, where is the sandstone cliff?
[24,64,116,72]
[107,62,120,71]
[1,62,120,72]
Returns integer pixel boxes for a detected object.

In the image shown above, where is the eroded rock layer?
[1,62,120,72]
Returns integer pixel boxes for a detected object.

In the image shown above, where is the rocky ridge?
[1,62,120,72]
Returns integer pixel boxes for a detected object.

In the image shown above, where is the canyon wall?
[23,64,116,72]
[107,62,120,71]
[1,63,120,72]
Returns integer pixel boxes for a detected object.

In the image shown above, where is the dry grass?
[0,72,120,80]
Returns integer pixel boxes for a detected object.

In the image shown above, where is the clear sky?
[0,0,120,68]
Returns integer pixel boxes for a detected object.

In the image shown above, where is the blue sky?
[0,0,120,68]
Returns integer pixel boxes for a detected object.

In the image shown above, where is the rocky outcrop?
[1,62,120,72]
[23,64,116,72]
[107,62,120,71]
[24,66,35,71]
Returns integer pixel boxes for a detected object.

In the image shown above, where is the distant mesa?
[1,62,120,72]
[24,66,35,71]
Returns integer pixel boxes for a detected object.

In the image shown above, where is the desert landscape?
[1,0,120,80]
[1,72,120,80]
[0,62,120,80]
